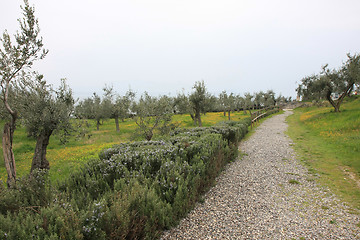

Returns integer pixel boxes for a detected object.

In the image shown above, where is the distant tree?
[114,90,135,130]
[132,92,173,141]
[263,90,276,107]
[203,94,216,114]
[234,94,244,112]
[189,80,208,127]
[76,92,110,130]
[276,94,289,106]
[219,91,228,116]
[17,74,74,172]
[75,97,95,119]
[102,86,116,129]
[297,53,360,112]
[103,85,135,132]
[226,93,235,120]
[243,92,253,114]
[101,87,114,122]
[253,91,264,109]
[219,91,235,120]
[0,0,48,187]
[174,91,190,115]
[92,93,107,130]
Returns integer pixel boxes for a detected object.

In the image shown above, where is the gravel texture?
[161,110,360,239]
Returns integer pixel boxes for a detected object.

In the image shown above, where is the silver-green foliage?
[297,53,360,112]
[132,92,173,140]
[18,74,74,142]
[0,117,253,239]
[17,73,74,171]
[0,0,48,186]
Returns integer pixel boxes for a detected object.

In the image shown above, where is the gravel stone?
[161,110,360,239]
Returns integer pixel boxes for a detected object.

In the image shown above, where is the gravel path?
[161,110,360,239]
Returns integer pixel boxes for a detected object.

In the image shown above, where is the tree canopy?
[0,0,48,187]
[189,80,210,127]
[17,74,74,171]
[131,92,173,141]
[297,53,360,112]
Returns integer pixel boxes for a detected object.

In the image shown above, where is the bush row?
[0,117,251,240]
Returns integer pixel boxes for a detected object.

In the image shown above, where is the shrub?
[0,169,52,215]
[0,115,256,239]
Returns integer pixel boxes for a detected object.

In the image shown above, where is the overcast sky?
[1,0,360,99]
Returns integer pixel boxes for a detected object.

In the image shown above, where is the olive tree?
[297,53,360,112]
[75,97,95,119]
[18,74,74,172]
[131,92,173,141]
[113,90,135,131]
[117,91,135,121]
[0,0,48,187]
[203,94,217,113]
[93,93,107,130]
[234,94,244,112]
[243,92,253,114]
[75,93,110,130]
[263,90,276,107]
[174,91,191,115]
[102,86,135,132]
[219,91,228,116]
[253,91,264,109]
[219,91,235,120]
[189,80,209,127]
[275,94,289,106]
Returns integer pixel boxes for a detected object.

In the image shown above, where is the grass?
[289,179,300,185]
[286,95,360,209]
[321,205,330,210]
[0,111,250,184]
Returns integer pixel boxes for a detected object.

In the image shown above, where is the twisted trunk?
[31,130,52,172]
[3,121,17,188]
[326,83,354,112]
[2,78,18,187]
[195,111,202,127]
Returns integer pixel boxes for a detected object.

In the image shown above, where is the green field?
[286,96,360,209]
[0,111,250,184]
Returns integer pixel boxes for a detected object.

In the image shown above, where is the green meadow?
[0,111,250,184]
[287,96,360,209]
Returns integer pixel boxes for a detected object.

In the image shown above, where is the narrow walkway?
[161,110,360,239]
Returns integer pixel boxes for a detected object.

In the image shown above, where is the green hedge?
[0,117,251,240]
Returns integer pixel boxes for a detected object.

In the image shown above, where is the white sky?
[1,0,360,99]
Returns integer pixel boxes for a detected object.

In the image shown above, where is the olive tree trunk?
[195,111,202,127]
[190,113,197,126]
[326,83,353,112]
[3,121,17,188]
[96,120,100,131]
[115,116,120,132]
[31,130,52,172]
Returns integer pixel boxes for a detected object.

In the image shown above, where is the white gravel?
[161,110,360,239]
